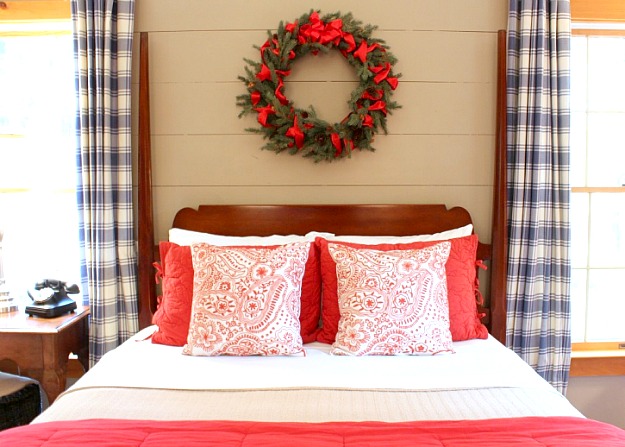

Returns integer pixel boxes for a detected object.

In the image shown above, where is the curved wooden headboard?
[137,31,508,344]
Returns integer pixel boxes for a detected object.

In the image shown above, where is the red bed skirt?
[2,416,625,446]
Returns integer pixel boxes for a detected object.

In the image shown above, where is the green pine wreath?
[236,10,401,162]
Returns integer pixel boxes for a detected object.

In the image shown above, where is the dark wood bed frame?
[135,31,509,345]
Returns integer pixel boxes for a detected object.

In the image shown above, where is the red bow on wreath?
[298,11,344,46]
[286,115,305,149]
[370,62,399,90]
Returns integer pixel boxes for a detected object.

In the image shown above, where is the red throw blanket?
[2,416,625,446]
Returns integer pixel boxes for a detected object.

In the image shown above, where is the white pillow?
[324,224,473,244]
[169,228,332,246]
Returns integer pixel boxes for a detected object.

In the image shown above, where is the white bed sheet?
[72,326,552,393]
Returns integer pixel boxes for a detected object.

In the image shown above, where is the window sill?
[570,350,625,377]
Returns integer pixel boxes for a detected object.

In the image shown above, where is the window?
[0,4,80,295]
[570,35,625,345]
[569,1,625,361]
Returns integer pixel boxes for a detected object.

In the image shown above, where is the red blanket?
[2,416,625,447]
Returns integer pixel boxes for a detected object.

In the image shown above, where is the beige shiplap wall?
[132,0,507,242]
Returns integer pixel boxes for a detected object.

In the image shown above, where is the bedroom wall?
[568,376,625,429]
[132,0,506,243]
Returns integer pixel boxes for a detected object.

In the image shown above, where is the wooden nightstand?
[0,305,89,403]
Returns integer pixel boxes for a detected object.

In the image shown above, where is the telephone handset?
[25,279,79,318]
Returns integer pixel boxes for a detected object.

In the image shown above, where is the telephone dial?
[26,279,79,318]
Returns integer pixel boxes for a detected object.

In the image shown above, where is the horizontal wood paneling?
[132,1,506,245]
[135,0,506,32]
[148,135,494,186]
[131,30,498,84]
[141,82,495,136]
[150,185,493,243]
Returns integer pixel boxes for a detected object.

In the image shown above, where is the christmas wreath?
[237,10,401,162]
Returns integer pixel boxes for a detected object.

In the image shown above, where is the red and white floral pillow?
[183,242,310,356]
[327,242,454,356]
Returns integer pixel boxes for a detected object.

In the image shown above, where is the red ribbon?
[343,138,354,155]
[331,133,342,157]
[260,39,271,60]
[319,19,343,45]
[285,21,298,34]
[275,69,291,77]
[153,262,163,285]
[362,114,374,127]
[269,37,280,56]
[275,78,288,105]
[255,105,275,127]
[370,63,390,84]
[257,65,290,85]
[250,91,261,106]
[342,33,356,54]
[474,260,487,306]
[261,36,296,63]
[286,115,305,149]
[353,40,379,63]
[331,133,354,157]
[298,11,325,44]
[386,77,399,90]
[298,12,347,48]
[370,63,398,90]
[368,100,387,116]
[256,64,272,82]
[362,88,383,101]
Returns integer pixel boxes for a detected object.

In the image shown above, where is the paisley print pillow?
[183,242,310,356]
[328,242,453,356]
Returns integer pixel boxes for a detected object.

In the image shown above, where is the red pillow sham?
[315,235,488,344]
[152,242,193,346]
[152,241,321,346]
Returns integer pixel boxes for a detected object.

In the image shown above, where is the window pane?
[569,111,587,187]
[0,192,81,292]
[0,31,80,295]
[570,192,589,268]
[570,36,588,113]
[570,34,625,344]
[586,269,625,341]
[588,193,625,268]
[587,36,625,113]
[586,112,625,186]
[570,268,588,343]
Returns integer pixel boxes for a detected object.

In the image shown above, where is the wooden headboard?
[136,31,508,345]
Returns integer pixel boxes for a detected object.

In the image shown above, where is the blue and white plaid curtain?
[506,0,571,394]
[72,0,138,365]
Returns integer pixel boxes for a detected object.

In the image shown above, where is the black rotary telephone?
[25,279,79,318]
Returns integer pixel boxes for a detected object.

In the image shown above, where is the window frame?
[0,1,69,22]
[569,0,625,376]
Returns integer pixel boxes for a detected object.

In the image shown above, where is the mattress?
[34,327,583,423]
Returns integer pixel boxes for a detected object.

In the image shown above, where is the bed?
[2,32,625,447]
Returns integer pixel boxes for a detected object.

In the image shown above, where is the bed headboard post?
[489,29,508,345]
[138,32,156,329]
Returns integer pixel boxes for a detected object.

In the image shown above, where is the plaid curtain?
[506,0,571,394]
[72,0,138,365]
